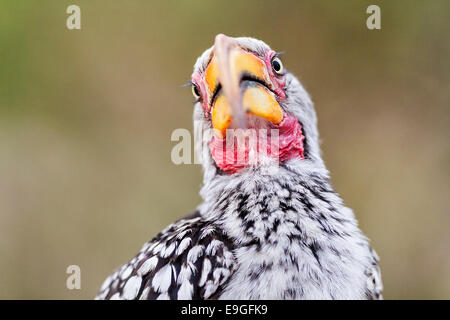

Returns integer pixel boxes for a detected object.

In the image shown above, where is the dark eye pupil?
[272,60,281,72]
[193,86,200,96]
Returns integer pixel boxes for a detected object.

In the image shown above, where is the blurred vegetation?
[0,0,448,299]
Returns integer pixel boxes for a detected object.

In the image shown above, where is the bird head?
[192,34,323,179]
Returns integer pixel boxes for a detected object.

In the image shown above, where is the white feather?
[152,264,173,293]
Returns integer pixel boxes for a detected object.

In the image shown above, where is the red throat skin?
[209,113,305,174]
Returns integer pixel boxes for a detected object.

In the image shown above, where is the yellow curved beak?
[206,34,283,138]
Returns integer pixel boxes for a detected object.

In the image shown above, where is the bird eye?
[191,84,201,99]
[271,57,284,75]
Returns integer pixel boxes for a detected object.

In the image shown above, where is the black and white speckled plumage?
[96,36,382,300]
[96,212,236,300]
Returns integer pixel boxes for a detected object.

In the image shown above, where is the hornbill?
[96,34,383,300]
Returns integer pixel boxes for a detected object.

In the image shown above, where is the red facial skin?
[263,50,286,100]
[209,114,305,174]
[193,49,305,174]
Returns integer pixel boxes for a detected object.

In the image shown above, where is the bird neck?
[198,161,357,246]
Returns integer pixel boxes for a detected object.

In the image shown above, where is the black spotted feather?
[96,212,236,300]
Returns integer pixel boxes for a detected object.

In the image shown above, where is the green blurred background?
[0,0,448,299]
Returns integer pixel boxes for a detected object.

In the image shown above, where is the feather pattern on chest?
[96,164,382,300]
[198,163,381,299]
